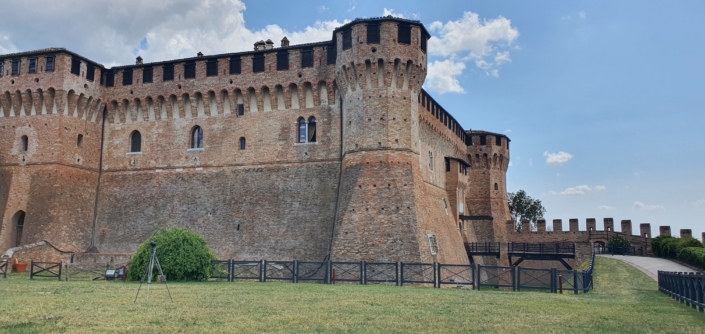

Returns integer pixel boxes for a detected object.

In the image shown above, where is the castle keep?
[3,17,690,267]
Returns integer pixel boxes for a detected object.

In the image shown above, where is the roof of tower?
[333,16,430,37]
[0,47,105,67]
[465,130,511,141]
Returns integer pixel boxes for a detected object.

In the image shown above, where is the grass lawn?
[0,257,703,333]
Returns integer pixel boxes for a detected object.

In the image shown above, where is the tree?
[507,190,546,232]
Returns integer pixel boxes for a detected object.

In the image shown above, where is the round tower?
[465,130,511,242]
[329,18,432,262]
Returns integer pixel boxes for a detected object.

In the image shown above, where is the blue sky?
[1,0,703,236]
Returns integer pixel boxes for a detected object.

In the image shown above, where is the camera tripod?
[133,241,173,305]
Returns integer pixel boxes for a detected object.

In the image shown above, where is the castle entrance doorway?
[13,211,25,247]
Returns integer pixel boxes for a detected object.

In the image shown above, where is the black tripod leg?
[154,256,173,302]
[133,262,150,304]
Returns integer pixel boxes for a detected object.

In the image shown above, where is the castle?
[1,17,699,268]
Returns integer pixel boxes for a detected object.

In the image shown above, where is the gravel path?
[597,254,697,280]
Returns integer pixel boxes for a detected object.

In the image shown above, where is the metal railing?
[658,271,705,313]
[508,243,575,255]
[465,242,501,254]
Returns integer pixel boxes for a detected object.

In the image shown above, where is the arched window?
[191,126,203,149]
[130,131,141,153]
[77,134,83,148]
[240,137,246,150]
[298,118,307,143]
[13,211,25,247]
[20,135,28,152]
[307,117,317,142]
[494,183,499,190]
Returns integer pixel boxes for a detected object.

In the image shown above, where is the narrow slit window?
[253,53,265,73]
[236,103,245,116]
[421,33,428,53]
[77,134,83,148]
[20,135,28,152]
[45,56,55,72]
[28,58,37,73]
[428,152,434,171]
[298,118,307,143]
[301,48,313,68]
[427,234,438,255]
[398,23,411,44]
[367,24,380,44]
[239,137,246,150]
[206,59,218,77]
[308,117,317,142]
[277,51,289,71]
[0,62,4,77]
[86,63,95,81]
[191,126,203,149]
[122,69,133,86]
[342,30,352,50]
[495,136,502,146]
[494,183,499,190]
[229,56,241,74]
[445,158,450,172]
[184,61,196,79]
[142,66,153,83]
[163,64,174,81]
[326,43,336,64]
[480,135,487,146]
[11,60,20,76]
[71,58,81,75]
[130,131,141,152]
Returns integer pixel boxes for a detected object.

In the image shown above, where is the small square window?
[480,135,487,146]
[11,60,20,76]
[163,64,174,81]
[28,58,37,73]
[45,56,55,72]
[495,136,502,146]
[143,67,153,83]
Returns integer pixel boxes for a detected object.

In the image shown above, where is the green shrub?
[128,228,217,281]
[677,247,705,269]
[608,235,631,248]
[652,235,703,259]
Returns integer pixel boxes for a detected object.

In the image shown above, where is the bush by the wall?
[677,247,705,269]
[651,235,674,257]
[608,235,631,248]
[127,228,217,281]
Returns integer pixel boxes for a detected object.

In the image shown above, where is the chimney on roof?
[136,56,143,65]
[265,39,274,50]
[254,40,266,51]
[281,37,290,48]
[197,52,204,57]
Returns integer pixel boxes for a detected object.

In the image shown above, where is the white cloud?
[347,1,357,12]
[578,11,586,19]
[505,129,511,133]
[317,6,329,13]
[383,8,405,18]
[0,0,349,67]
[508,161,513,167]
[425,59,466,94]
[598,205,616,211]
[544,151,573,166]
[560,185,592,196]
[633,201,665,211]
[594,185,606,191]
[427,11,518,80]
[548,191,557,195]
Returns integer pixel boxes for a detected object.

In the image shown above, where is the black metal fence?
[0,260,7,279]
[658,271,705,313]
[594,245,643,256]
[208,255,596,294]
[29,261,62,280]
[509,243,575,255]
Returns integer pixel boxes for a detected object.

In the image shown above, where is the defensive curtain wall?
[4,17,698,269]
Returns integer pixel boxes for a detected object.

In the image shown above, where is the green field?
[0,257,703,333]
